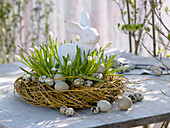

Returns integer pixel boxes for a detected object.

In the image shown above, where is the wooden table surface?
[0,52,170,128]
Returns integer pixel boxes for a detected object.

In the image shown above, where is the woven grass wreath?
[14,35,128,109]
[14,75,128,109]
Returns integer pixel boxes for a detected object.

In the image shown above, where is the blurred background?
[0,0,170,64]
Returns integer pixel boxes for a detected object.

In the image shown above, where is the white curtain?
[50,0,128,49]
[24,0,170,56]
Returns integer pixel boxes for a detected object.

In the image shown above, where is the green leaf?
[105,68,123,76]
[146,27,150,32]
[20,67,38,78]
[158,48,162,54]
[165,6,168,13]
[166,53,170,58]
[168,34,170,40]
[117,23,120,28]
[78,74,104,83]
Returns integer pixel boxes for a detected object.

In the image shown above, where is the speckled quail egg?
[134,93,144,101]
[65,108,74,116]
[91,106,100,114]
[54,80,69,91]
[54,73,66,81]
[118,97,132,110]
[92,73,97,77]
[153,69,162,76]
[84,80,93,87]
[23,74,32,83]
[38,75,47,83]
[97,100,112,112]
[30,73,37,82]
[92,73,103,80]
[123,65,131,72]
[150,65,160,71]
[128,94,137,103]
[95,64,106,74]
[74,79,84,86]
[60,106,67,115]
[31,76,36,81]
[150,65,162,76]
[44,78,55,86]
[29,71,37,81]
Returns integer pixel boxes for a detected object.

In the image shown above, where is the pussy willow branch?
[147,22,170,41]
[145,30,170,50]
[148,0,170,33]
[141,42,170,73]
[120,27,170,50]
[113,0,126,24]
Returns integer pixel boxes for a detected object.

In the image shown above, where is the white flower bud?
[29,48,34,53]
[48,31,53,39]
[15,55,21,62]
[51,67,57,72]
[47,57,49,62]
[67,61,72,65]
[93,55,98,60]
[88,56,92,61]
[34,46,39,51]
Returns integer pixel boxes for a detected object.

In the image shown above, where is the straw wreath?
[14,75,128,109]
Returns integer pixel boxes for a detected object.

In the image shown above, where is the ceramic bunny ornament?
[58,12,100,63]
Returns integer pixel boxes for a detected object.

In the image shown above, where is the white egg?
[23,74,31,83]
[74,79,84,86]
[97,100,112,112]
[65,108,74,116]
[54,80,69,91]
[54,74,66,81]
[134,93,144,101]
[91,106,100,114]
[60,106,67,115]
[95,64,106,74]
[118,97,132,110]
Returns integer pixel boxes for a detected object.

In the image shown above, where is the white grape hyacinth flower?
[34,46,39,51]
[87,56,92,61]
[93,55,98,60]
[48,31,53,39]
[67,61,72,65]
[15,55,21,62]
[51,67,57,72]
[29,48,35,53]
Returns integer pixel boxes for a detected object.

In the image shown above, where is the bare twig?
[151,0,156,56]
[126,0,132,53]
[141,42,170,73]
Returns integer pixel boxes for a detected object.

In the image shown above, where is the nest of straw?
[14,75,127,109]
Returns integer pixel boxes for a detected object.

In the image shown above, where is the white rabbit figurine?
[58,12,100,63]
